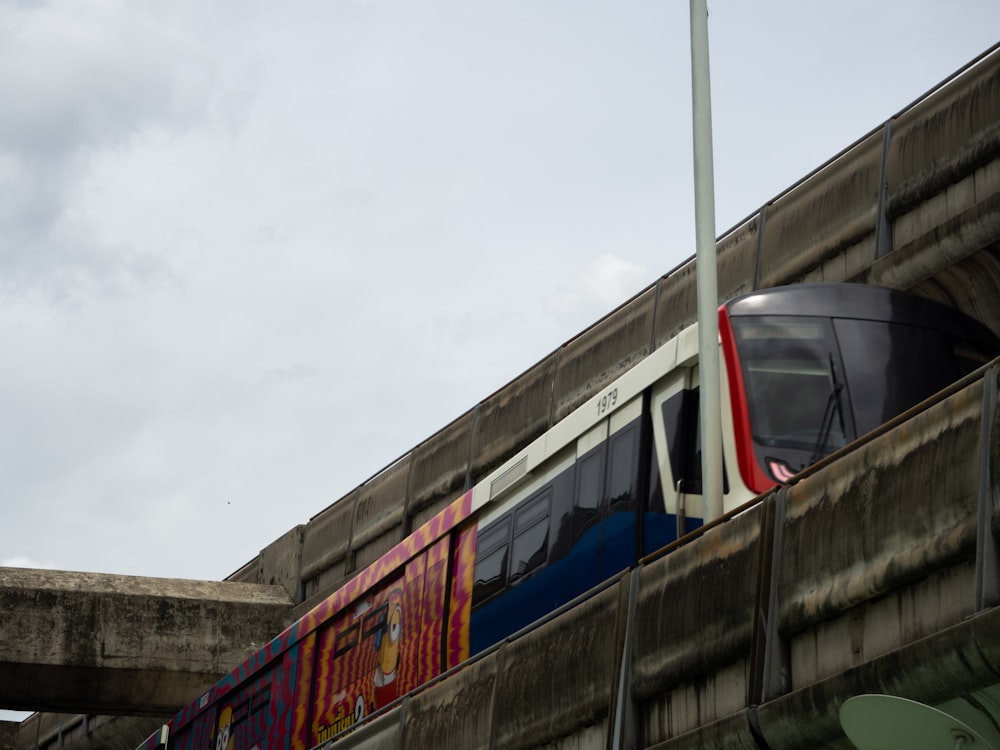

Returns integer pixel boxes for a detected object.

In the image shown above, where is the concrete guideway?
[0,569,292,716]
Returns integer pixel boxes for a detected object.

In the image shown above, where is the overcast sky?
[2,1,998,591]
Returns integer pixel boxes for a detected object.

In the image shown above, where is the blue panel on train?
[601,512,636,579]
[469,558,569,656]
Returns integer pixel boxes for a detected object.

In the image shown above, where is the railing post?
[611,570,641,750]
[975,364,999,610]
[875,120,894,259]
[759,487,790,703]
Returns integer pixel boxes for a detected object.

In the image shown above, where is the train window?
[745,359,842,448]
[662,388,701,494]
[251,685,270,714]
[732,316,848,454]
[363,604,388,641]
[510,490,551,582]
[515,490,550,533]
[472,517,511,607]
[834,319,957,436]
[477,518,510,556]
[576,450,603,511]
[661,388,728,494]
[546,469,577,563]
[334,623,359,657]
[608,426,637,508]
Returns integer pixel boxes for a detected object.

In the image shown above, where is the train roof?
[725,283,1000,350]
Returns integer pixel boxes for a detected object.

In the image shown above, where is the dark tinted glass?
[477,517,510,556]
[472,517,511,607]
[608,426,637,507]
[510,491,550,581]
[510,520,548,581]
[576,451,603,511]
[834,319,957,436]
[363,604,387,640]
[473,547,507,605]
[660,387,728,494]
[334,623,359,656]
[515,491,550,534]
[733,316,846,452]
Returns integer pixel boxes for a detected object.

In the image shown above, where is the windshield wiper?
[809,355,846,466]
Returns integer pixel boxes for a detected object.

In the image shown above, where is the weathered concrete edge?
[752,604,1000,750]
[0,568,293,605]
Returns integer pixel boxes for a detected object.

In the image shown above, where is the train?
[137,283,1000,750]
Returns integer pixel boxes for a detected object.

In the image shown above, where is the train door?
[169,631,312,750]
[310,578,406,744]
[308,536,454,745]
[647,365,706,555]
[567,392,644,599]
[444,524,477,669]
[469,451,575,655]
[599,394,643,579]
[169,646,302,750]
[207,674,275,750]
[568,420,606,598]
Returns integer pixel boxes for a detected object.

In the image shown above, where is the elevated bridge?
[0,570,292,716]
[6,42,1000,750]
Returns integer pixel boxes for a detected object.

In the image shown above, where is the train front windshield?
[730,316,849,478]
[730,307,995,484]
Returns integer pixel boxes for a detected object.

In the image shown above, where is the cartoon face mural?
[214,706,233,750]
[373,590,402,708]
[311,585,407,743]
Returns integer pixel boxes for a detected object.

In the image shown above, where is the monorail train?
[138,283,999,750]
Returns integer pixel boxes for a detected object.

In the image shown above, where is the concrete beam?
[0,723,17,750]
[0,568,292,716]
[11,714,163,750]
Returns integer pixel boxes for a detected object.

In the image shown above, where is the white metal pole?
[690,0,724,520]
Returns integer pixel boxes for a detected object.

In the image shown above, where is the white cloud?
[0,0,242,309]
[547,253,651,329]
[2,556,57,570]
[0,1,213,154]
